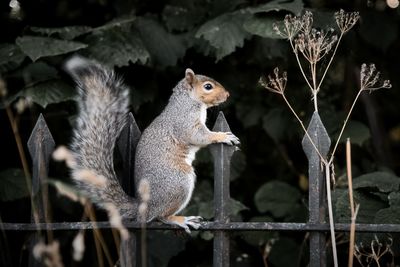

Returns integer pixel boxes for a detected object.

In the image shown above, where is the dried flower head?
[259,67,287,94]
[104,203,129,241]
[52,180,86,205]
[72,231,85,261]
[9,0,22,20]
[138,179,150,222]
[33,240,63,267]
[300,11,313,34]
[273,14,302,40]
[53,146,76,168]
[73,169,107,187]
[360,63,392,91]
[294,28,338,63]
[335,9,360,34]
[14,97,33,114]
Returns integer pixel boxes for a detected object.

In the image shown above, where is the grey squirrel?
[65,57,240,233]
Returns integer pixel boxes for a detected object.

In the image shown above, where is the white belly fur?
[175,171,196,214]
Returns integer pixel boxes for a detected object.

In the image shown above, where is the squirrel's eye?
[203,83,213,90]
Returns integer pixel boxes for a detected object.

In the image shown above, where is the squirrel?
[65,56,240,233]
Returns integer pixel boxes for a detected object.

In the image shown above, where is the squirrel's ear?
[185,68,196,85]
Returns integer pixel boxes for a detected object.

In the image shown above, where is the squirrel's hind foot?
[160,215,203,234]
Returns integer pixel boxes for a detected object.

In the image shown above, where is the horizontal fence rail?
[3,112,400,267]
[3,222,400,233]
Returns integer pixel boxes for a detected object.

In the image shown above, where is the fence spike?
[117,112,141,197]
[117,112,141,267]
[27,114,55,267]
[301,112,331,267]
[210,111,236,267]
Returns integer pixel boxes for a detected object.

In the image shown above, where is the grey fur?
[67,57,239,228]
[67,57,137,217]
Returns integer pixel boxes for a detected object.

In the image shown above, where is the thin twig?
[346,138,358,267]
[317,33,344,92]
[329,89,363,164]
[288,39,314,92]
[281,94,327,164]
[325,162,338,267]
[84,204,114,267]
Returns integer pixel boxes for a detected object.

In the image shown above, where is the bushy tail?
[65,56,137,218]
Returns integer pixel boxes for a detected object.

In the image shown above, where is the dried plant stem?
[4,104,41,230]
[324,162,338,267]
[346,138,360,267]
[111,228,120,252]
[288,40,314,92]
[311,62,318,112]
[84,204,113,267]
[281,94,327,164]
[317,33,343,91]
[329,89,362,164]
[4,106,31,180]
[141,222,147,267]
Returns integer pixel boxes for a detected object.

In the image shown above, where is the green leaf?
[269,237,301,267]
[254,181,301,217]
[18,79,76,108]
[230,151,246,181]
[240,216,277,246]
[195,12,251,60]
[243,16,283,39]
[353,172,400,193]
[375,207,400,224]
[17,62,59,82]
[147,231,186,267]
[334,120,371,146]
[228,198,248,216]
[30,26,92,40]
[0,169,30,202]
[388,192,400,207]
[16,36,88,61]
[334,189,387,223]
[134,17,187,67]
[262,107,294,142]
[85,29,149,67]
[162,5,206,32]
[246,0,304,15]
[236,100,267,128]
[243,0,304,38]
[0,43,26,73]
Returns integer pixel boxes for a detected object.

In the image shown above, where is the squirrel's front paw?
[221,132,240,146]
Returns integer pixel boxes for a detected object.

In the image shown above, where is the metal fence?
[2,112,400,267]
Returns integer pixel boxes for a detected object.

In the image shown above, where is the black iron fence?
[2,112,400,267]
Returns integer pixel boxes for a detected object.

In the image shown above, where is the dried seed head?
[259,67,287,94]
[9,0,22,20]
[72,231,85,262]
[301,11,313,34]
[138,179,150,203]
[294,27,338,63]
[53,146,76,168]
[73,169,107,187]
[33,240,63,267]
[360,63,392,91]
[335,9,360,33]
[104,203,130,241]
[273,14,302,40]
[14,97,33,114]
